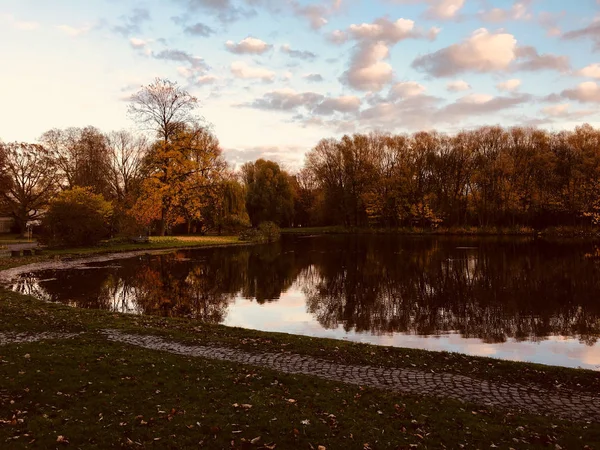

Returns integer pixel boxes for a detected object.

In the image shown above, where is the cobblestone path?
[102,329,600,423]
[0,332,80,346]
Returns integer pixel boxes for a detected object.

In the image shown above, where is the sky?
[1,0,600,169]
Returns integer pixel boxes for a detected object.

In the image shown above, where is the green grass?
[2,337,598,449]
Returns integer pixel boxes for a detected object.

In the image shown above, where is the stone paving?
[100,329,600,423]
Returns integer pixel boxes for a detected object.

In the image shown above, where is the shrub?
[41,187,113,247]
[238,221,281,243]
[258,221,281,243]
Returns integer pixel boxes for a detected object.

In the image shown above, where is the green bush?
[41,187,113,247]
[238,221,281,243]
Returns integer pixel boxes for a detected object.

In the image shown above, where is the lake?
[7,235,600,370]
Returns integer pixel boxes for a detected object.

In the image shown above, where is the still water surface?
[9,235,600,369]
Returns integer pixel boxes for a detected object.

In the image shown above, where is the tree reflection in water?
[10,236,600,344]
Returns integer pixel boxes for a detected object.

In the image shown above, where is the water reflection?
[9,235,600,368]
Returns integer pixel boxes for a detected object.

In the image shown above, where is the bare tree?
[105,130,149,201]
[1,143,58,235]
[128,78,199,143]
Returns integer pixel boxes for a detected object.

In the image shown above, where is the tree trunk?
[159,208,166,236]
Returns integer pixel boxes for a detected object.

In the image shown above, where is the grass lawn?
[2,336,598,449]
[0,290,600,448]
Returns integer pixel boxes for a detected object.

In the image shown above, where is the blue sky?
[1,0,600,168]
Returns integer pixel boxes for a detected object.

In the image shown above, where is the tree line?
[1,77,600,243]
[298,125,600,229]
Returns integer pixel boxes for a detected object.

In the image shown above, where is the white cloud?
[56,24,92,37]
[446,80,471,92]
[225,37,271,54]
[480,1,532,22]
[349,18,415,42]
[328,29,348,44]
[428,0,465,19]
[314,96,361,115]
[389,81,426,99]
[514,46,570,72]
[129,37,149,49]
[340,16,432,91]
[577,63,600,78]
[230,61,276,81]
[195,75,218,85]
[245,88,323,110]
[342,42,394,91]
[390,0,466,20]
[291,0,343,30]
[496,79,521,92]
[412,28,517,76]
[0,13,39,31]
[458,93,494,104]
[563,18,600,51]
[561,81,600,103]
[542,104,570,117]
[244,89,359,116]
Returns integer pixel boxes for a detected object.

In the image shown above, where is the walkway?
[1,330,599,422]
[101,330,600,423]
[0,331,80,346]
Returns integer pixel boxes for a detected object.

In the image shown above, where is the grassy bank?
[1,293,599,448]
[4,337,599,449]
[0,235,242,271]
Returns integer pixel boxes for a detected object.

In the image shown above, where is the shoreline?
[1,234,599,379]
[0,235,249,272]
[281,225,600,240]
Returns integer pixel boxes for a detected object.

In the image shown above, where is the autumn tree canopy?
[301,125,600,229]
[132,124,228,235]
